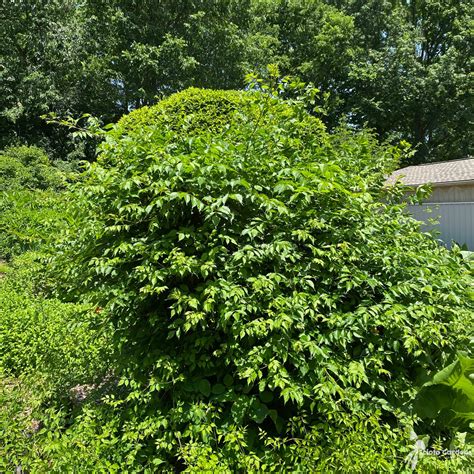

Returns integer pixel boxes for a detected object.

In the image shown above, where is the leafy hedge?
[48,87,473,470]
[0,146,69,259]
[0,189,68,259]
[0,253,104,382]
[0,145,64,191]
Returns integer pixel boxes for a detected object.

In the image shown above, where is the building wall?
[406,182,474,250]
[408,201,474,249]
[426,183,474,203]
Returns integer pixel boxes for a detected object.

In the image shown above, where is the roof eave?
[401,179,474,187]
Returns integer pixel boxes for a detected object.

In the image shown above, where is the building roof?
[387,158,474,186]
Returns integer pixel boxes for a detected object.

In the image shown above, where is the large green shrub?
[53,88,473,470]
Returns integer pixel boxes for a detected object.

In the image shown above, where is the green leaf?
[212,383,226,395]
[250,401,268,424]
[198,379,211,397]
[259,391,274,403]
[415,355,474,429]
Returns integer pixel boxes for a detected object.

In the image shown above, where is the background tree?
[0,0,471,163]
[340,0,473,162]
[0,1,84,157]
[252,0,472,163]
[78,0,251,111]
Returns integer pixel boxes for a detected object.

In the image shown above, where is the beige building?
[388,158,474,249]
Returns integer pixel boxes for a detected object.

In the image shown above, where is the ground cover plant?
[25,84,470,471]
[0,252,112,473]
[0,145,64,191]
[0,145,112,471]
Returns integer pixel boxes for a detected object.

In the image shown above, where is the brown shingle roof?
[387,158,474,186]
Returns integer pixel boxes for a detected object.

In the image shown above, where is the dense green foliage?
[0,2,472,458]
[0,146,66,259]
[0,145,64,191]
[0,189,66,260]
[0,253,111,472]
[0,143,112,470]
[0,252,108,392]
[415,353,474,431]
[40,88,471,470]
[117,87,247,136]
[1,0,471,162]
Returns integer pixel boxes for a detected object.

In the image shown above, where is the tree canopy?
[1,0,472,162]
